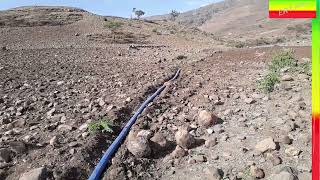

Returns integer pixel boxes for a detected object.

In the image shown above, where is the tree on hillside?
[134,9,145,19]
[170,10,180,21]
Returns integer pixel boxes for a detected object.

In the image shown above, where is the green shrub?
[258,72,280,93]
[88,118,114,133]
[258,50,297,93]
[269,50,296,73]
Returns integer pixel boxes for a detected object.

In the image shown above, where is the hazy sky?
[0,0,223,17]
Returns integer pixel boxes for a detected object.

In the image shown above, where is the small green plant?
[269,50,296,73]
[235,41,245,48]
[258,50,297,93]
[293,61,312,75]
[104,20,123,30]
[88,118,114,133]
[258,72,280,93]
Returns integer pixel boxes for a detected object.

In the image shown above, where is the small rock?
[269,155,282,166]
[175,127,195,149]
[150,133,168,148]
[171,145,186,158]
[255,137,276,153]
[298,173,312,180]
[137,130,152,140]
[68,142,79,147]
[125,97,132,103]
[198,110,218,128]
[49,136,58,147]
[0,148,12,163]
[250,165,265,179]
[207,128,214,134]
[12,119,26,128]
[244,98,256,104]
[97,98,105,107]
[205,137,217,148]
[285,147,301,156]
[205,167,222,180]
[282,136,292,145]
[19,167,47,180]
[269,171,297,180]
[187,158,196,164]
[194,155,206,162]
[282,75,294,81]
[56,81,64,86]
[1,46,7,51]
[57,124,73,132]
[127,137,151,158]
[82,132,89,138]
[79,123,88,131]
[46,108,56,117]
[9,141,26,154]
[213,124,224,134]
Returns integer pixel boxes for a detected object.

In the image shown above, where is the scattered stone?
[269,155,282,166]
[171,145,186,158]
[137,130,152,140]
[187,158,196,164]
[282,136,293,145]
[1,46,7,51]
[79,123,88,131]
[9,141,26,154]
[19,167,47,180]
[205,167,222,180]
[205,137,217,148]
[68,142,80,147]
[0,148,12,163]
[46,108,56,117]
[285,147,301,156]
[282,75,294,81]
[207,128,214,134]
[194,155,206,162]
[175,127,195,149]
[127,137,151,158]
[82,132,89,138]
[49,136,58,147]
[57,124,74,132]
[244,98,256,104]
[298,173,312,180]
[213,124,224,134]
[269,171,297,180]
[56,81,64,86]
[250,165,265,179]
[150,133,168,148]
[125,97,132,103]
[198,110,218,128]
[255,137,276,153]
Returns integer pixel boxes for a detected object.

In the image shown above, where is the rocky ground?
[0,6,312,180]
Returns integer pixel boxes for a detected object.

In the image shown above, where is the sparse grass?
[235,41,245,48]
[104,20,123,30]
[258,50,296,93]
[88,118,114,134]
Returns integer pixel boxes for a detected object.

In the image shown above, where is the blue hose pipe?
[88,69,181,180]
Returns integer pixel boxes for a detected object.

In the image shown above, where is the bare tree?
[170,10,180,21]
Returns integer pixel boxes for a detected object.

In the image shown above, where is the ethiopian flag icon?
[269,0,316,18]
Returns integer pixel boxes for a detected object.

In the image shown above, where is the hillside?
[149,0,311,47]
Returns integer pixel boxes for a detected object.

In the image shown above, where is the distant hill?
[148,0,311,46]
